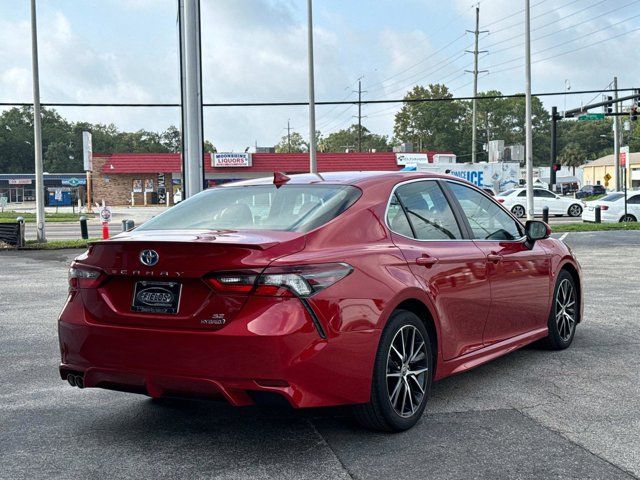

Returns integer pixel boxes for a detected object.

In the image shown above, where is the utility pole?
[287,119,292,153]
[524,0,534,220]
[613,76,621,191]
[306,0,318,173]
[466,5,488,164]
[354,77,366,152]
[30,0,45,242]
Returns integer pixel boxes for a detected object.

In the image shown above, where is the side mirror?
[525,220,551,246]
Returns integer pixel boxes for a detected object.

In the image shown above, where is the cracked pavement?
[1,230,639,479]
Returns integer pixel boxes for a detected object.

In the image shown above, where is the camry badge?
[139,249,159,266]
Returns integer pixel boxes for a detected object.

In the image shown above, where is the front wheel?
[511,205,526,218]
[353,310,433,432]
[542,270,578,350]
[620,214,637,222]
[568,204,583,217]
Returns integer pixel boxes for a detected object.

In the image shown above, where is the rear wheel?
[620,214,637,222]
[353,310,433,432]
[542,270,578,350]
[511,205,526,218]
[568,204,583,217]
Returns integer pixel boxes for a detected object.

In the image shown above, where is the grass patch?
[0,211,88,223]
[579,194,606,202]
[21,238,98,250]
[553,222,640,232]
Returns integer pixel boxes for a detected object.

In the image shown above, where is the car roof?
[221,171,460,188]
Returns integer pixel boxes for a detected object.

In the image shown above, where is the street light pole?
[178,0,204,199]
[524,0,534,221]
[29,0,46,242]
[307,0,317,173]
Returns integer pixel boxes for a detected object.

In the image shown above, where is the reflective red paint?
[58,172,582,414]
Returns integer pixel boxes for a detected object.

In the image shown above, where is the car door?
[387,180,491,360]
[444,181,552,344]
[534,188,561,214]
[628,194,640,219]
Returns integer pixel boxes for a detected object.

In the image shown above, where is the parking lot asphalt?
[1,230,639,479]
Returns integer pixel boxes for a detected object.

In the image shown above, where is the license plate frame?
[131,280,182,314]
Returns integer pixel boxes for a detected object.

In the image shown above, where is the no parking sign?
[99,206,112,223]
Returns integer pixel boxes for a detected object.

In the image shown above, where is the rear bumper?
[58,294,378,408]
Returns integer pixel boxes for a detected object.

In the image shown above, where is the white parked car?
[582,192,640,223]
[496,187,584,218]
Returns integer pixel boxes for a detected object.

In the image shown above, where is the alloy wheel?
[621,215,636,222]
[386,325,429,418]
[512,205,525,218]
[555,278,576,342]
[569,204,582,217]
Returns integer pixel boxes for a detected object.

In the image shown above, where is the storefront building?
[91,151,449,205]
[581,152,640,189]
[0,173,86,205]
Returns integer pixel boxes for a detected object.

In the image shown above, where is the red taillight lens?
[497,198,505,203]
[205,272,259,293]
[599,205,609,211]
[206,263,352,298]
[68,265,104,291]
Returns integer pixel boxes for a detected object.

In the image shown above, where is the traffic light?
[631,104,638,122]
[606,96,613,114]
[552,163,561,172]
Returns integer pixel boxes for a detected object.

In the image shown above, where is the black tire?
[568,204,583,217]
[620,214,637,222]
[511,205,526,218]
[541,270,578,350]
[353,310,433,432]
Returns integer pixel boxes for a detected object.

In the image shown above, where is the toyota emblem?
[139,249,159,266]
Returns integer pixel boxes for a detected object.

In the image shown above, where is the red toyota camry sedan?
[59,172,582,431]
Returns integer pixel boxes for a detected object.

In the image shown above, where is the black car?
[575,184,606,199]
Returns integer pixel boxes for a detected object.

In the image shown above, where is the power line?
[3,88,638,110]
[481,0,550,28]
[487,1,640,56]
[488,26,640,74]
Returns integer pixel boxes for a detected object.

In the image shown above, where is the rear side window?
[534,189,556,198]
[629,195,640,205]
[390,181,462,240]
[137,184,361,233]
[601,193,624,202]
[447,182,523,241]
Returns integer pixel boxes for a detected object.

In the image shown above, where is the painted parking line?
[559,232,569,242]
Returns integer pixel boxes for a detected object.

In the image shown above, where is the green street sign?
[578,113,605,121]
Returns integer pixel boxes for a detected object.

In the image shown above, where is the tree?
[473,91,550,166]
[319,124,389,152]
[557,119,612,163]
[558,143,588,175]
[275,131,307,153]
[0,107,218,173]
[393,84,465,153]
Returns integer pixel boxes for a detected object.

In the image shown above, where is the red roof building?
[92,151,451,206]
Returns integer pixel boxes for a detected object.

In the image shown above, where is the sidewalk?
[6,202,168,224]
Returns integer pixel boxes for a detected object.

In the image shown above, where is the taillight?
[68,265,104,292]
[206,263,352,298]
[497,198,505,203]
[599,205,609,211]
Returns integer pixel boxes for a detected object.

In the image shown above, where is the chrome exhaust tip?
[67,374,77,387]
[75,375,85,389]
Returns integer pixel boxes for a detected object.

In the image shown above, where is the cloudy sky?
[1,0,639,151]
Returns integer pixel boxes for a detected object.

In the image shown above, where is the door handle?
[416,255,438,267]
[487,252,503,263]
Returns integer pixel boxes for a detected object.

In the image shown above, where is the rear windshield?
[600,193,624,202]
[498,189,515,197]
[137,184,362,232]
